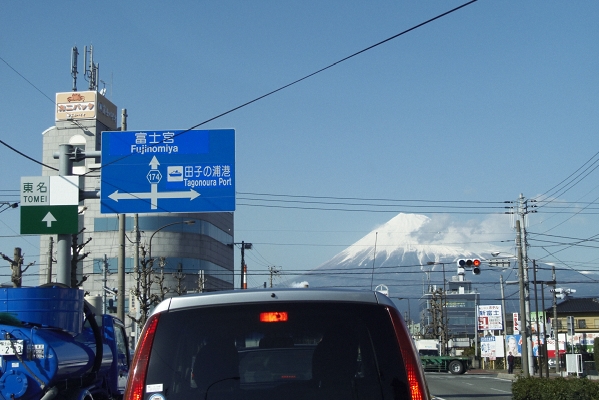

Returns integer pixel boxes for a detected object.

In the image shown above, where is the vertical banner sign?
[530,311,546,334]
[513,313,520,335]
[101,129,235,214]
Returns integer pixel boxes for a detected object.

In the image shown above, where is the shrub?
[512,377,599,400]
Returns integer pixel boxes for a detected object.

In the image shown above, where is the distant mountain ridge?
[286,213,593,313]
[292,213,495,290]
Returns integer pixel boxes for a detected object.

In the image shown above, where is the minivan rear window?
[144,301,410,399]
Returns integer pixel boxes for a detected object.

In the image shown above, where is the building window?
[594,319,599,329]
[578,319,587,329]
[557,319,563,329]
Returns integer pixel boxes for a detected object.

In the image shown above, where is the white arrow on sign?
[149,156,160,170]
[107,156,201,210]
[42,212,57,227]
[108,189,200,209]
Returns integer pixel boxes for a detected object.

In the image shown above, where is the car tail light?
[124,314,160,400]
[387,307,429,400]
[259,311,288,322]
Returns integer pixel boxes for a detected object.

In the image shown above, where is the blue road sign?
[100,129,235,214]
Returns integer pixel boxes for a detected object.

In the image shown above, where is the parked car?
[125,288,430,400]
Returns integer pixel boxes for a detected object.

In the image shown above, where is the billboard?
[477,305,503,331]
[55,91,117,129]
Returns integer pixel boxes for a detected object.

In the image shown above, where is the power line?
[535,149,599,205]
[0,56,55,104]
[0,140,57,171]
[237,191,501,204]
[1,1,478,176]
[236,201,508,214]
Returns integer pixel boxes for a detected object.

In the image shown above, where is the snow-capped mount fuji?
[286,212,596,321]
[290,213,502,292]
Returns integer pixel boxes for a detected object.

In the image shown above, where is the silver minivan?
[125,288,429,400]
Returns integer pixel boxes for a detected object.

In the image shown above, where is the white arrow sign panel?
[42,212,57,227]
[106,156,202,209]
[108,189,200,209]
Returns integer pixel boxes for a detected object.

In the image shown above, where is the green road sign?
[20,205,79,234]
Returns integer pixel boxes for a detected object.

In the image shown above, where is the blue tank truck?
[0,285,130,400]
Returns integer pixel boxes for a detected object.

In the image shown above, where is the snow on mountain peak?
[335,213,486,268]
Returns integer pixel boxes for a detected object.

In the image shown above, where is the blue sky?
[1,1,599,292]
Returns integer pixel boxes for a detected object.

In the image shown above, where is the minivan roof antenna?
[71,46,79,91]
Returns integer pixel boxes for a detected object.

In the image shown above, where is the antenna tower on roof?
[71,46,79,91]
[83,45,100,91]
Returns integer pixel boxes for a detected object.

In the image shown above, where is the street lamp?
[427,261,448,355]
[148,220,196,264]
[133,219,195,331]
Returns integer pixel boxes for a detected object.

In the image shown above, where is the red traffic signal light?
[457,259,481,274]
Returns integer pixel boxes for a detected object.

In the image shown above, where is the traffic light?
[457,259,481,274]
[472,260,481,275]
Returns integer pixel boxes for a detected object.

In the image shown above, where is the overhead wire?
[535,149,599,206]
[1,1,479,180]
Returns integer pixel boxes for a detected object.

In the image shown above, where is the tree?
[71,228,92,288]
[0,247,35,287]
[173,263,187,296]
[128,245,173,328]
[153,257,170,303]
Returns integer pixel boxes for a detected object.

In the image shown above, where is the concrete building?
[39,89,234,336]
[420,270,479,349]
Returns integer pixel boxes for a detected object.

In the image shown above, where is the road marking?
[491,387,511,394]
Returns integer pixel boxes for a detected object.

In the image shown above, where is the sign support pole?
[117,109,128,322]
[56,144,73,286]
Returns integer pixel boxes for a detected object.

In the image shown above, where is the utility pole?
[197,270,205,293]
[46,237,54,284]
[268,266,280,288]
[0,248,34,288]
[519,194,535,376]
[117,108,128,322]
[552,265,559,374]
[533,260,541,377]
[229,241,252,289]
[132,214,140,344]
[540,280,549,378]
[500,274,508,361]
[241,241,251,289]
[102,255,109,314]
[516,219,530,377]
